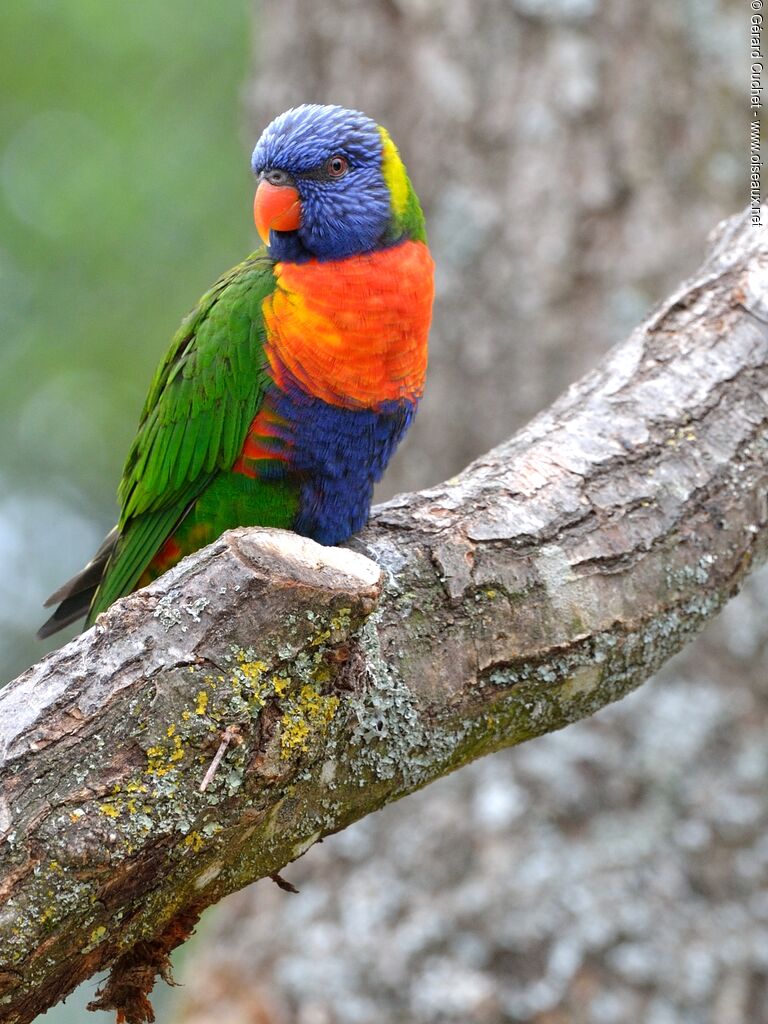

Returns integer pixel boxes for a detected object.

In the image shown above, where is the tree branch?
[1,209,766,1024]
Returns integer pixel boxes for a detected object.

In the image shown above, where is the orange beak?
[254,179,301,245]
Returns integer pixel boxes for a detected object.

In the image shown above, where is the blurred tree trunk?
[247,0,741,497]
[173,2,751,1022]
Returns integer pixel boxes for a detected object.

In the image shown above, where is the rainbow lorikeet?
[39,104,433,639]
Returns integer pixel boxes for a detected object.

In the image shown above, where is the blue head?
[251,104,424,262]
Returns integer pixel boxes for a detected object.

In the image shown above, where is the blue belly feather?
[272,384,416,544]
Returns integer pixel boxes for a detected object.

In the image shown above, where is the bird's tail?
[37,526,118,639]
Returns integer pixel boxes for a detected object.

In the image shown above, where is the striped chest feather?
[263,240,434,409]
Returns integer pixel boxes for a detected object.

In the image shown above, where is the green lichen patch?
[346,614,464,788]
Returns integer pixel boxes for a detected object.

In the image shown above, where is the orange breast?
[263,240,434,409]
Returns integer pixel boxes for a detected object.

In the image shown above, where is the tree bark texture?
[174,569,768,1024]
[0,209,765,1023]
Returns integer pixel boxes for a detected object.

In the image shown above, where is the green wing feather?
[87,252,276,622]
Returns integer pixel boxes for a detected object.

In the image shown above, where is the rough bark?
[173,565,768,1024]
[0,208,766,1023]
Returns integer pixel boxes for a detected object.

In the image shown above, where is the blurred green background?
[1,0,253,687]
[2,3,255,1016]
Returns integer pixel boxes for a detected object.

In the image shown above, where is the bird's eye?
[326,155,349,178]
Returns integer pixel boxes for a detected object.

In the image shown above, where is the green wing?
[88,251,276,620]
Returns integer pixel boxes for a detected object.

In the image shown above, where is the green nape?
[378,126,427,245]
[400,183,427,243]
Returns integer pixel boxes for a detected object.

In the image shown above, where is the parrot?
[38,104,434,639]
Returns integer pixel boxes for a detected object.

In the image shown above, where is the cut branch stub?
[0,530,381,1023]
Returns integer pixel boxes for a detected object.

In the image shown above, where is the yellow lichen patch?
[166,723,176,738]
[280,715,310,754]
[184,832,205,852]
[311,607,353,647]
[279,682,340,760]
[239,659,268,684]
[195,690,209,716]
[229,656,273,712]
[90,925,106,944]
[312,664,331,685]
[272,675,289,697]
[146,731,184,778]
[99,801,122,819]
[146,745,165,773]
[330,608,352,633]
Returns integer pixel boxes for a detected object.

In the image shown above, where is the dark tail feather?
[38,527,118,639]
[38,588,99,639]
